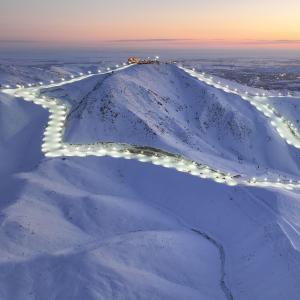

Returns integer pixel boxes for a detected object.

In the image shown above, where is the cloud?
[0,39,40,44]
[107,38,300,47]
[238,39,300,45]
[1,38,299,48]
[109,38,194,43]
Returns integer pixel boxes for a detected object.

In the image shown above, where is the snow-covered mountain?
[1,62,300,300]
[45,64,300,177]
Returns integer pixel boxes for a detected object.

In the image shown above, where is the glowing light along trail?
[180,67,300,149]
[1,63,300,191]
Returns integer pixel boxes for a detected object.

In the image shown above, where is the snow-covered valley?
[1,60,300,299]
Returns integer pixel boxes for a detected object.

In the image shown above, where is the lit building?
[128,57,140,64]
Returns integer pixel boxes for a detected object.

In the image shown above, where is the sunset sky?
[1,0,300,48]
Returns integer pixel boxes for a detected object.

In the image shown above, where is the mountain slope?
[44,64,300,178]
[1,63,300,299]
[1,156,300,299]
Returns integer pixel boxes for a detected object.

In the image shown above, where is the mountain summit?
[45,64,300,177]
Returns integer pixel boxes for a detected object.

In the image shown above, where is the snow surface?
[45,64,300,178]
[1,62,300,299]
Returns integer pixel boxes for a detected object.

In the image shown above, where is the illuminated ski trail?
[2,63,300,191]
[181,67,300,149]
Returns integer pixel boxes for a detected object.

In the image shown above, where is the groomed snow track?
[2,62,300,191]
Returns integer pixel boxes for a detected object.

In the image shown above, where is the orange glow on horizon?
[1,0,300,49]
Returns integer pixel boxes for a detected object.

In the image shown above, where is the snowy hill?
[45,64,300,177]
[1,62,300,300]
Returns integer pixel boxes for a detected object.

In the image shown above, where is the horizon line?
[1,38,300,49]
